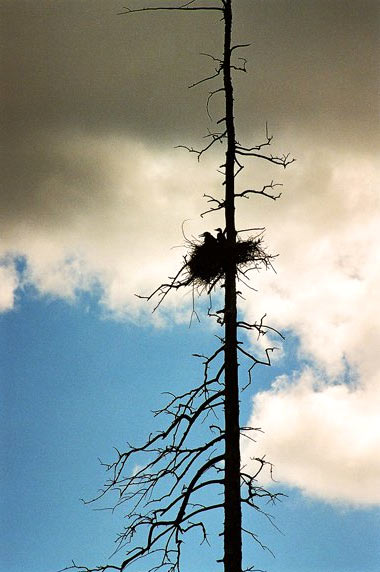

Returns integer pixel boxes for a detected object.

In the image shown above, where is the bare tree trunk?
[223,2,242,571]
[63,4,291,572]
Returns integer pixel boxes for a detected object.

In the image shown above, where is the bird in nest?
[200,231,218,247]
[215,227,227,245]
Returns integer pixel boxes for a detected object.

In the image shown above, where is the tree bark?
[223,2,242,571]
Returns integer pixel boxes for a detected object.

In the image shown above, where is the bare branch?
[235,148,295,168]
[206,87,225,120]
[118,3,223,16]
[230,42,251,52]
[176,129,227,160]
[200,192,225,217]
[237,314,285,340]
[188,66,223,89]
[235,181,283,201]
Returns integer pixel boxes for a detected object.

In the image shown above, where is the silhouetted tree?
[62,2,293,572]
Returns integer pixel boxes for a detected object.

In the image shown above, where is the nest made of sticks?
[185,235,272,288]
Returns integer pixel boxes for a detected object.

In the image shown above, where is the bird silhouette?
[200,231,218,247]
[215,227,226,245]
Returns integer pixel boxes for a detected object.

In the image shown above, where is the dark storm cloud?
[235,0,380,145]
[1,0,220,139]
[2,0,379,144]
[1,131,120,233]
[0,0,379,252]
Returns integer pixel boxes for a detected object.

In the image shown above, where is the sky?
[1,0,380,571]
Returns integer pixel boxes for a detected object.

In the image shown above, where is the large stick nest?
[185,236,272,289]
[138,233,275,311]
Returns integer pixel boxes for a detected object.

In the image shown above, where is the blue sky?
[1,1,380,571]
[1,293,380,571]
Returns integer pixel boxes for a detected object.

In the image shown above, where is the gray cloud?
[2,0,379,147]
[2,0,378,248]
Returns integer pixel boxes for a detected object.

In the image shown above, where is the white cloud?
[0,261,19,312]
[0,131,222,322]
[242,367,380,506]
[239,149,380,505]
[239,146,379,363]
[2,128,380,505]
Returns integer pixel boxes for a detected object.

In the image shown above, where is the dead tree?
[62,2,292,572]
